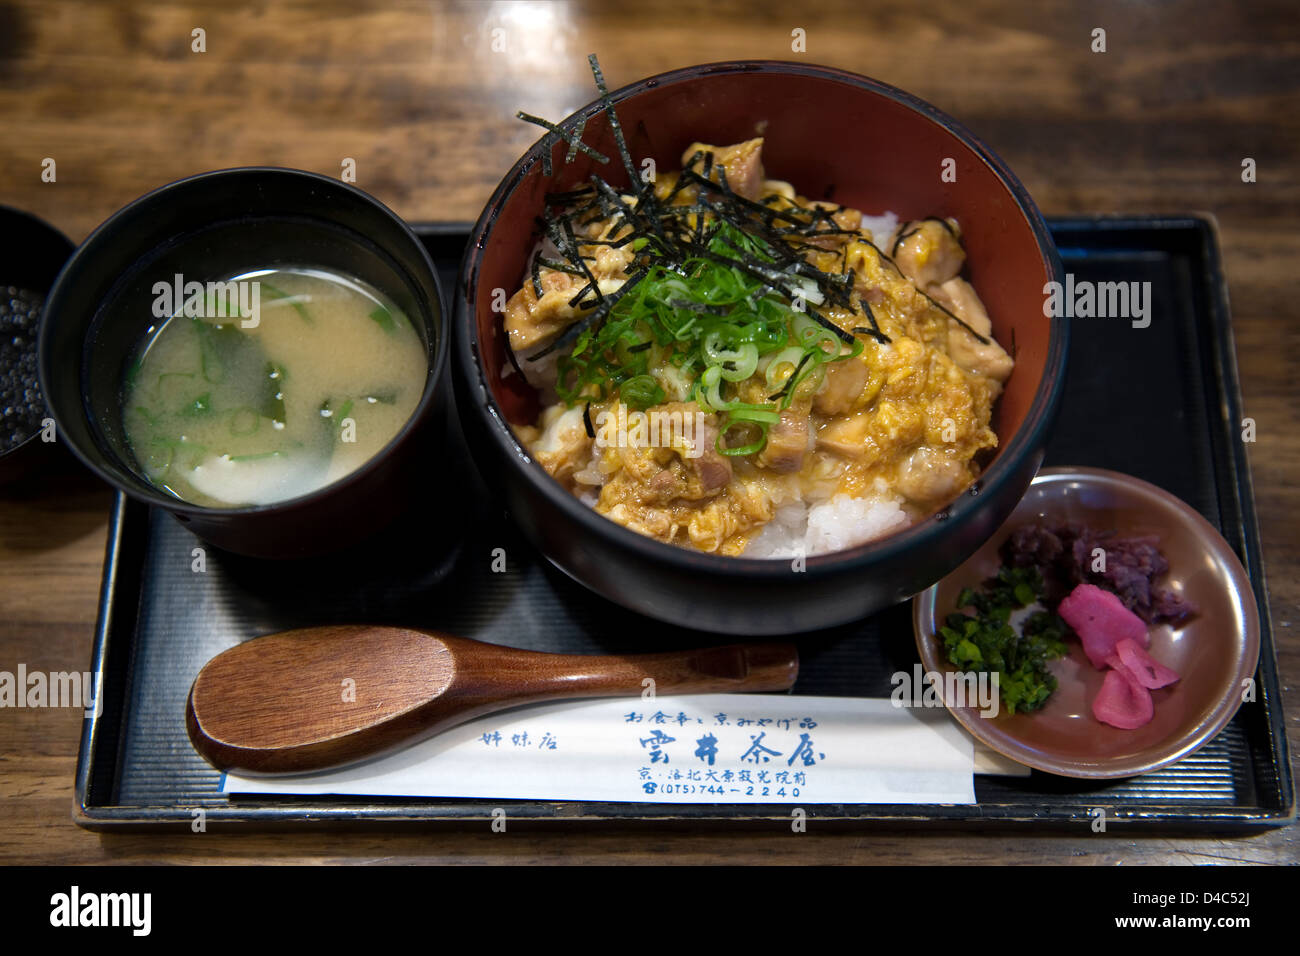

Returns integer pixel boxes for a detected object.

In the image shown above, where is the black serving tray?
[73,218,1294,829]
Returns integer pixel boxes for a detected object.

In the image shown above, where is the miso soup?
[122,267,426,508]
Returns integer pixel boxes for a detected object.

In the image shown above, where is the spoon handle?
[447,635,799,703]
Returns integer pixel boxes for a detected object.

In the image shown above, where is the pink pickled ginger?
[1057,583,1182,729]
[1092,662,1155,730]
[1111,638,1180,689]
[1059,583,1149,669]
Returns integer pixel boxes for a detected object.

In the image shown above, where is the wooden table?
[1,0,1295,864]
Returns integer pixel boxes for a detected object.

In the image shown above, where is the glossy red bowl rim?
[912,466,1263,779]
[456,60,1069,581]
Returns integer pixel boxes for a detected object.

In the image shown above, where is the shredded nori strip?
[530,250,544,297]
[565,114,589,164]
[545,186,599,205]
[589,174,674,260]
[714,161,731,195]
[587,54,641,200]
[915,285,991,344]
[559,216,604,309]
[675,239,800,303]
[567,281,598,309]
[857,301,888,344]
[582,401,595,438]
[804,308,856,345]
[536,257,586,275]
[528,267,649,360]
[674,170,861,312]
[677,169,811,229]
[503,334,526,379]
[516,111,611,172]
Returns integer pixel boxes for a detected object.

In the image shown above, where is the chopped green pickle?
[940,566,1070,715]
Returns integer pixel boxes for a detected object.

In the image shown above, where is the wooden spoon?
[186,626,799,774]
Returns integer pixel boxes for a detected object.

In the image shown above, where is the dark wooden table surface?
[1,0,1295,864]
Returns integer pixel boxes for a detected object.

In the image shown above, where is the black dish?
[0,204,75,481]
[38,168,448,558]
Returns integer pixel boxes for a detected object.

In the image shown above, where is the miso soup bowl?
[39,168,447,558]
[454,61,1069,635]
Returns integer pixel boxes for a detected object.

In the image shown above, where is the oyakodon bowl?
[453,61,1068,635]
[39,168,447,558]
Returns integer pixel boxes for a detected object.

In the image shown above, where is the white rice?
[744,488,911,559]
[514,345,560,402]
[859,211,900,248]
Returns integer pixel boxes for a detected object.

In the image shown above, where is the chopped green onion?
[717,343,758,382]
[261,282,313,323]
[763,346,806,389]
[621,374,666,410]
[542,207,873,456]
[725,406,780,425]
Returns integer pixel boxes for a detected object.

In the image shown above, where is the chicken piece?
[803,203,863,250]
[648,467,681,498]
[592,241,634,277]
[761,179,796,201]
[504,271,627,353]
[504,269,580,351]
[946,331,1014,384]
[505,219,632,353]
[618,402,733,496]
[932,277,992,336]
[813,358,870,416]
[681,138,766,201]
[527,404,592,484]
[678,408,732,492]
[891,218,966,288]
[895,445,970,505]
[891,221,1012,384]
[929,276,1014,383]
[756,409,810,473]
[815,410,873,459]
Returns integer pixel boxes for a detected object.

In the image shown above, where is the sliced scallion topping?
[515,56,898,457]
